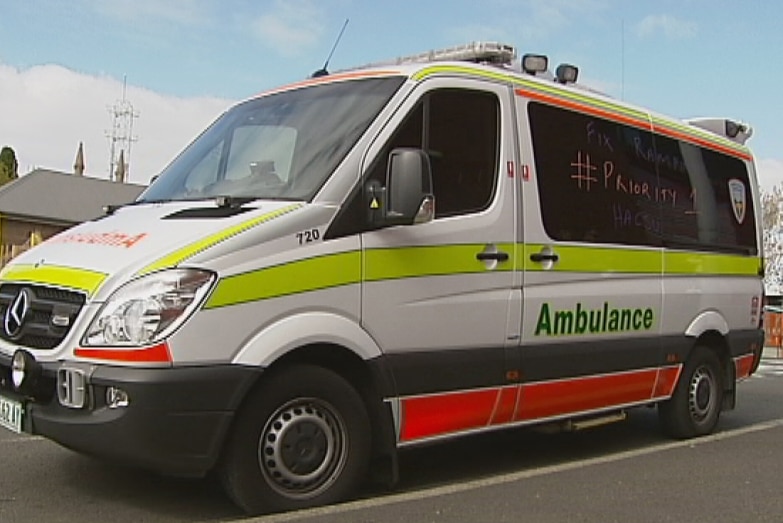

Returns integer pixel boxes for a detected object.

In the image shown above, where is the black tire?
[218,365,371,514]
[659,346,724,439]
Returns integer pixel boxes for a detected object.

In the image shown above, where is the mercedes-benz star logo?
[4,288,31,338]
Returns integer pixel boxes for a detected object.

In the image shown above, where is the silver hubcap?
[258,398,347,499]
[688,366,717,423]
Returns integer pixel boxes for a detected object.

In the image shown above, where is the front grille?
[0,284,86,350]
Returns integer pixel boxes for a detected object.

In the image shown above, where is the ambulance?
[0,42,765,514]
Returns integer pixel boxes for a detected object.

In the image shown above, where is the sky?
[0,0,781,189]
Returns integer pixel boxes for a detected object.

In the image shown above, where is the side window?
[328,88,500,238]
[529,102,662,246]
[655,135,757,254]
[425,90,499,216]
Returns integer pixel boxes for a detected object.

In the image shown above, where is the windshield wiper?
[214,196,261,209]
[103,198,177,216]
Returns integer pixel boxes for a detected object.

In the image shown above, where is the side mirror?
[384,148,435,225]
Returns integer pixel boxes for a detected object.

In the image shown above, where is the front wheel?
[659,346,724,438]
[219,365,371,514]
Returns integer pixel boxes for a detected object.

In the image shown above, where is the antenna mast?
[310,18,349,78]
[105,76,139,181]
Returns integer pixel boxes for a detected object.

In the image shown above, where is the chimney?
[114,149,126,183]
[73,142,85,176]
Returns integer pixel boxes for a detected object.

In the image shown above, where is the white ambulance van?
[0,42,764,513]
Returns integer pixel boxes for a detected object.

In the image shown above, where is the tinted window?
[328,88,500,237]
[654,135,756,254]
[529,102,756,254]
[529,102,662,246]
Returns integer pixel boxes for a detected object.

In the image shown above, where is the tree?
[0,146,18,187]
[762,184,783,294]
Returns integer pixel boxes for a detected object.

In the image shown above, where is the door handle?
[530,252,559,263]
[476,251,509,262]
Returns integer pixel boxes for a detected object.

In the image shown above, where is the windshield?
[140,76,405,203]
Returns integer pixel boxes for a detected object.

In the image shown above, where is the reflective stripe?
[651,117,753,161]
[74,342,172,363]
[0,264,107,296]
[522,244,662,273]
[524,244,759,276]
[203,243,757,308]
[411,65,751,160]
[664,251,760,276]
[260,70,401,98]
[204,251,361,309]
[397,365,682,443]
[138,203,303,276]
[364,243,516,281]
[734,353,756,380]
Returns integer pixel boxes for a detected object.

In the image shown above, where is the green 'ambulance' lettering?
[534,302,654,336]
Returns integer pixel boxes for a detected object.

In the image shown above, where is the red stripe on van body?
[734,353,755,379]
[400,388,498,441]
[399,368,676,443]
[515,369,659,421]
[652,366,682,397]
[514,88,751,161]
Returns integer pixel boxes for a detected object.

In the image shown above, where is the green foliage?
[0,146,18,188]
[0,163,11,187]
[0,145,18,180]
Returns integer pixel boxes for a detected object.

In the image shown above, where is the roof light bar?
[358,42,517,69]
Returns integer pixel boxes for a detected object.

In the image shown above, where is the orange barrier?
[765,311,783,349]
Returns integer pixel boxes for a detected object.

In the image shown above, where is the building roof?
[0,169,146,225]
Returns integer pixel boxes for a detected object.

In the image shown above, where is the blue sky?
[0,0,781,187]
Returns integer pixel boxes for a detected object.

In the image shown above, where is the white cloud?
[485,0,608,41]
[636,14,697,39]
[0,63,232,185]
[757,158,783,192]
[252,0,325,56]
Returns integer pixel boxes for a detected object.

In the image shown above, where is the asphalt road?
[3,358,783,523]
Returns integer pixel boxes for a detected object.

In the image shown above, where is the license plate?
[0,394,23,434]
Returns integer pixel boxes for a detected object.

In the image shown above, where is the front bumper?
[0,355,261,477]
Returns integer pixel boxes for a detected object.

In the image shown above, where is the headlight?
[84,269,215,346]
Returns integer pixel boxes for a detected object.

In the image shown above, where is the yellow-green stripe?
[0,264,107,296]
[204,251,361,309]
[664,251,760,275]
[364,243,516,281]
[411,65,749,157]
[522,244,663,273]
[202,243,759,309]
[138,203,303,276]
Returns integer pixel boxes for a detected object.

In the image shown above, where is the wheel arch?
[223,325,399,488]
[232,311,384,367]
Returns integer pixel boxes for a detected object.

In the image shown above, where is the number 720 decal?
[295,229,321,245]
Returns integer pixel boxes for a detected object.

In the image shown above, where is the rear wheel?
[219,365,371,514]
[659,346,724,438]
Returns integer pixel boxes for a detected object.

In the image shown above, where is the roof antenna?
[310,18,349,78]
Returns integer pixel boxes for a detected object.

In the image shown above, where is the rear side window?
[528,102,662,246]
[653,135,756,254]
[528,102,756,254]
